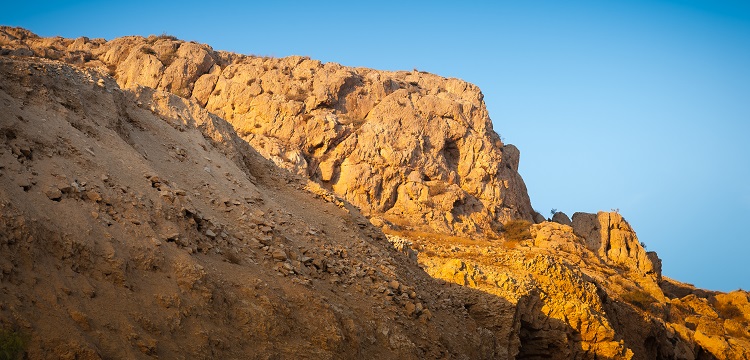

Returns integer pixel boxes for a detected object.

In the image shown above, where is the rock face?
[1,27,749,360]
[0,26,533,237]
[571,211,660,277]
[413,218,750,359]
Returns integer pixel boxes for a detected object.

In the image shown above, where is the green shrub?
[622,289,657,311]
[0,328,26,360]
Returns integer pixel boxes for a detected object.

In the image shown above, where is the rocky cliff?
[1,26,748,359]
[0,27,533,237]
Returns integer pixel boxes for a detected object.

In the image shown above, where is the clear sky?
[4,0,749,292]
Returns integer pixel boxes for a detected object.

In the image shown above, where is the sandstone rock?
[388,280,400,290]
[45,186,62,200]
[85,190,102,202]
[404,301,416,316]
[271,248,288,262]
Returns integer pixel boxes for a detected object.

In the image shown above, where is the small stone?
[45,187,62,201]
[85,191,102,202]
[419,309,432,323]
[16,178,31,191]
[404,301,416,316]
[415,302,423,314]
[160,190,174,202]
[205,229,217,238]
[388,280,400,290]
[312,258,326,270]
[272,248,287,261]
[258,236,272,246]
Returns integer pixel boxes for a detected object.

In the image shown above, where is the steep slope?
[1,27,749,360]
[0,55,530,359]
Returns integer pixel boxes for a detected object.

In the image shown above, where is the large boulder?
[551,211,572,226]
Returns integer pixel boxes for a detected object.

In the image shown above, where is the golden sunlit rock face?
[1,26,748,359]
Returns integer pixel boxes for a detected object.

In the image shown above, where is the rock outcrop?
[410,217,750,359]
[572,211,661,277]
[551,211,572,226]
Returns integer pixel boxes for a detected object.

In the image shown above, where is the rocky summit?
[0,26,748,359]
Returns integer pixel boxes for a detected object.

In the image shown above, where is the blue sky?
[4,0,749,292]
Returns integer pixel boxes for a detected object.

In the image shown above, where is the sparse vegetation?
[140,46,157,56]
[286,88,308,102]
[622,289,657,311]
[502,239,519,250]
[714,301,745,320]
[383,227,493,248]
[158,46,178,67]
[157,33,178,41]
[0,328,26,360]
[503,219,532,243]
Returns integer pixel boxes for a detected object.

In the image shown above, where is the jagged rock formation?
[0,26,533,237]
[410,215,750,359]
[1,27,749,359]
[572,211,660,276]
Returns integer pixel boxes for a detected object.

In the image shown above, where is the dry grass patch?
[622,289,657,311]
[713,301,745,320]
[383,228,493,248]
[502,219,532,248]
